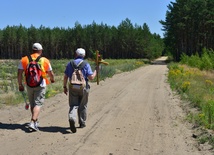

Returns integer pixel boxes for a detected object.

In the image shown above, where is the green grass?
[0,59,148,106]
[168,63,214,127]
[168,62,214,148]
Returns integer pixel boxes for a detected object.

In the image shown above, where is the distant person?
[17,43,55,131]
[63,48,98,133]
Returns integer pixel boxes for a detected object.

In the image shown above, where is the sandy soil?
[0,57,213,155]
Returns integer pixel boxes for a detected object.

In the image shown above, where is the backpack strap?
[70,60,86,70]
[35,56,42,62]
[70,60,77,69]
[27,55,42,62]
[27,55,33,62]
[78,60,87,69]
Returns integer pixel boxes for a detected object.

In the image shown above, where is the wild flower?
[183,69,195,77]
[205,80,213,86]
[168,69,182,78]
[135,61,144,66]
[181,81,190,92]
[198,113,205,118]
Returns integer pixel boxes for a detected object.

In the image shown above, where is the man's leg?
[32,86,45,121]
[68,106,78,133]
[78,89,89,128]
[27,86,46,131]
[68,87,80,133]
[32,106,41,121]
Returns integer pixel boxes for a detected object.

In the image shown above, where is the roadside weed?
[168,63,214,130]
[0,59,147,106]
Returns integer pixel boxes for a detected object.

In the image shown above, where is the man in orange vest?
[17,43,55,131]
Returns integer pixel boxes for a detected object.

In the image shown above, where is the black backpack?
[25,55,43,87]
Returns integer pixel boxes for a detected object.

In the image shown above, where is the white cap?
[76,48,85,57]
[32,43,43,50]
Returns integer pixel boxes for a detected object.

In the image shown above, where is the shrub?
[168,63,214,129]
[0,59,147,106]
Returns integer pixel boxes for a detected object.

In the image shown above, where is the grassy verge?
[168,62,214,148]
[0,59,148,107]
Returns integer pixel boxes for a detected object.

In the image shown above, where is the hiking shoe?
[28,122,39,131]
[79,124,86,128]
[69,119,76,133]
[34,121,39,130]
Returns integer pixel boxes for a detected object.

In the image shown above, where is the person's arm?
[46,60,55,83]
[63,74,68,95]
[17,69,24,91]
[47,70,55,83]
[88,70,97,80]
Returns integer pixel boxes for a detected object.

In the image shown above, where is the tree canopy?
[160,0,214,61]
[0,18,164,60]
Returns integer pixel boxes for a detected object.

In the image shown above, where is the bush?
[168,63,214,130]
[0,59,147,106]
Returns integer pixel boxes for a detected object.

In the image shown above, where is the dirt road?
[0,57,212,155]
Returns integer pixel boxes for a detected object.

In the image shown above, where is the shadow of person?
[0,122,30,133]
[0,122,71,134]
[39,126,71,134]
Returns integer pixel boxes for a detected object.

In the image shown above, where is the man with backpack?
[17,43,55,131]
[63,48,98,133]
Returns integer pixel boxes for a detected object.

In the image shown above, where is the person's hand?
[95,65,101,71]
[19,84,24,92]
[51,79,55,83]
[63,87,68,95]
[25,104,30,110]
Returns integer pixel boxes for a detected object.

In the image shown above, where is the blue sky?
[0,0,174,37]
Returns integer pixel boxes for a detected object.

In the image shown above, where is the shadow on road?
[0,122,29,132]
[39,126,70,134]
[0,122,70,134]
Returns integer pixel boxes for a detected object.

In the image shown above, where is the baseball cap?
[76,48,85,57]
[32,43,43,50]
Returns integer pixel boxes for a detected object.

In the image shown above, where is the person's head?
[75,48,86,58]
[32,43,43,54]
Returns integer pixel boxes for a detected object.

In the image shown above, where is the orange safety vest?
[21,53,51,85]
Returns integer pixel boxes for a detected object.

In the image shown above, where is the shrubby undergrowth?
[180,48,214,70]
[168,48,214,147]
[0,59,147,107]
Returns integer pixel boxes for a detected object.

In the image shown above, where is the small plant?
[168,63,214,129]
[181,81,190,92]
[0,59,147,106]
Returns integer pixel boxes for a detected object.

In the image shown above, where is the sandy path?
[0,57,212,155]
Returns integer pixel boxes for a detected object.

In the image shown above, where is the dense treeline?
[161,0,214,61]
[0,18,164,60]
